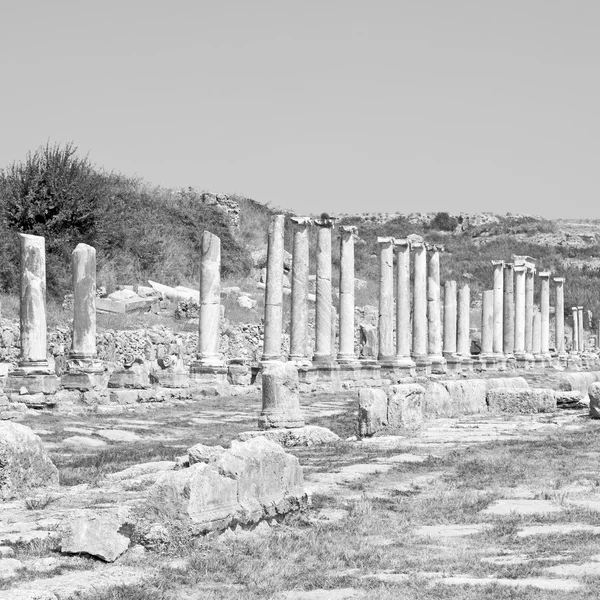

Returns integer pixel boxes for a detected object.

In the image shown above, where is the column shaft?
[289,218,311,360]
[71,243,97,358]
[572,307,579,352]
[457,284,471,357]
[503,264,515,355]
[525,267,535,354]
[492,261,504,354]
[411,242,428,359]
[427,246,443,358]
[514,266,526,355]
[539,272,550,356]
[314,219,334,363]
[395,239,412,360]
[443,280,457,356]
[578,307,585,352]
[337,226,357,362]
[481,290,494,356]
[554,278,565,355]
[533,311,542,356]
[378,237,395,361]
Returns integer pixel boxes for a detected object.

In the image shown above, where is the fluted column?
[554,277,566,358]
[289,217,311,362]
[539,272,551,362]
[572,306,579,353]
[337,226,357,363]
[492,261,504,358]
[514,265,526,365]
[578,306,585,352]
[503,263,515,361]
[427,245,446,373]
[378,237,395,362]
[261,215,285,363]
[313,218,335,364]
[411,241,429,370]
[394,238,415,373]
[525,265,535,359]
[457,283,472,369]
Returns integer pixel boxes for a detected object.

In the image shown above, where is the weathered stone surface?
[485,377,529,390]
[554,390,585,409]
[279,590,365,600]
[387,384,424,430]
[238,425,340,447]
[357,388,387,436]
[146,437,306,533]
[440,380,488,415]
[559,371,600,400]
[0,422,58,500]
[60,509,131,562]
[487,388,557,414]
[259,362,304,429]
[108,362,150,389]
[422,382,454,418]
[188,443,226,465]
[589,382,600,419]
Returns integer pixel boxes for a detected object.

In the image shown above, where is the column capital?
[411,240,425,249]
[393,238,411,249]
[377,236,395,245]
[578,306,584,310]
[339,225,357,235]
[538,271,551,278]
[513,265,526,273]
[503,262,514,270]
[426,243,444,253]
[313,217,335,228]
[553,277,565,283]
[572,306,579,311]
[491,260,505,267]
[289,216,312,226]
[513,254,537,267]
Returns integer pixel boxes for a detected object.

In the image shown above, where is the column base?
[495,355,507,371]
[189,363,228,384]
[429,354,447,374]
[5,368,59,395]
[61,357,108,391]
[459,356,474,372]
[336,353,358,365]
[480,354,497,370]
[514,353,534,369]
[503,355,517,370]
[411,354,431,375]
[298,363,342,392]
[378,359,415,382]
[444,355,462,373]
[312,354,336,366]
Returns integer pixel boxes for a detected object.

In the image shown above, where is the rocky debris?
[174,299,200,319]
[555,390,586,409]
[188,443,226,465]
[143,437,307,534]
[60,508,132,562]
[560,371,600,400]
[487,388,557,414]
[236,294,257,309]
[0,422,59,500]
[238,425,340,447]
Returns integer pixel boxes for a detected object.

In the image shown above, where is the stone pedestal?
[337,226,358,364]
[394,239,416,375]
[290,217,312,363]
[259,362,305,429]
[427,245,446,374]
[411,241,430,374]
[262,215,285,363]
[313,219,335,365]
[6,234,58,394]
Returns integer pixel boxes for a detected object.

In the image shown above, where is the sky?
[1,0,599,218]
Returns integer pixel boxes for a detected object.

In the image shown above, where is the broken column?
[6,234,59,394]
[377,237,395,366]
[411,240,430,373]
[258,362,305,429]
[514,265,527,367]
[289,217,311,363]
[503,263,515,367]
[539,271,551,365]
[443,280,460,372]
[261,215,285,363]
[394,239,415,375]
[554,277,566,363]
[62,243,106,391]
[480,290,496,369]
[492,260,505,369]
[457,283,472,370]
[427,245,446,374]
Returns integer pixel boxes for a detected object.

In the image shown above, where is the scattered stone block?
[387,384,425,429]
[108,362,150,389]
[0,557,23,579]
[487,388,557,414]
[109,389,139,404]
[422,382,454,418]
[357,388,387,436]
[0,422,59,500]
[238,425,340,447]
[554,390,585,409]
[258,362,304,429]
[589,382,600,419]
[188,443,225,465]
[62,436,107,449]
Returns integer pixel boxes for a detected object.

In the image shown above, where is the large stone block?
[560,372,600,401]
[108,362,151,389]
[0,422,58,500]
[487,389,557,414]
[258,362,304,429]
[145,437,306,533]
[238,425,340,447]
[387,384,425,430]
[589,382,600,419]
[441,380,488,415]
[485,377,530,391]
[422,382,454,418]
[357,388,387,436]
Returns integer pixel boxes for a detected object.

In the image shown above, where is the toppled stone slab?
[487,389,556,414]
[145,437,306,533]
[60,508,132,562]
[559,371,600,400]
[188,444,226,465]
[238,425,340,447]
[485,377,529,390]
[0,422,59,500]
[555,390,586,409]
[414,524,491,538]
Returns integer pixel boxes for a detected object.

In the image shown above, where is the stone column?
[525,265,535,361]
[514,265,527,366]
[261,215,285,363]
[480,290,495,369]
[6,234,59,394]
[258,362,305,429]
[503,263,515,365]
[313,218,335,364]
[394,239,415,374]
[457,283,472,369]
[377,237,395,363]
[532,310,542,365]
[427,245,446,373]
[443,280,460,372]
[337,225,357,364]
[554,277,566,360]
[578,306,585,352]
[492,261,504,362]
[197,231,224,367]
[411,241,429,372]
[572,306,579,353]
[289,217,311,362]
[539,271,551,364]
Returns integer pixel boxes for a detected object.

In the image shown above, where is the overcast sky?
[1,1,599,218]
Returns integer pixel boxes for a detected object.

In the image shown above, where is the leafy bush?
[429,212,458,232]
